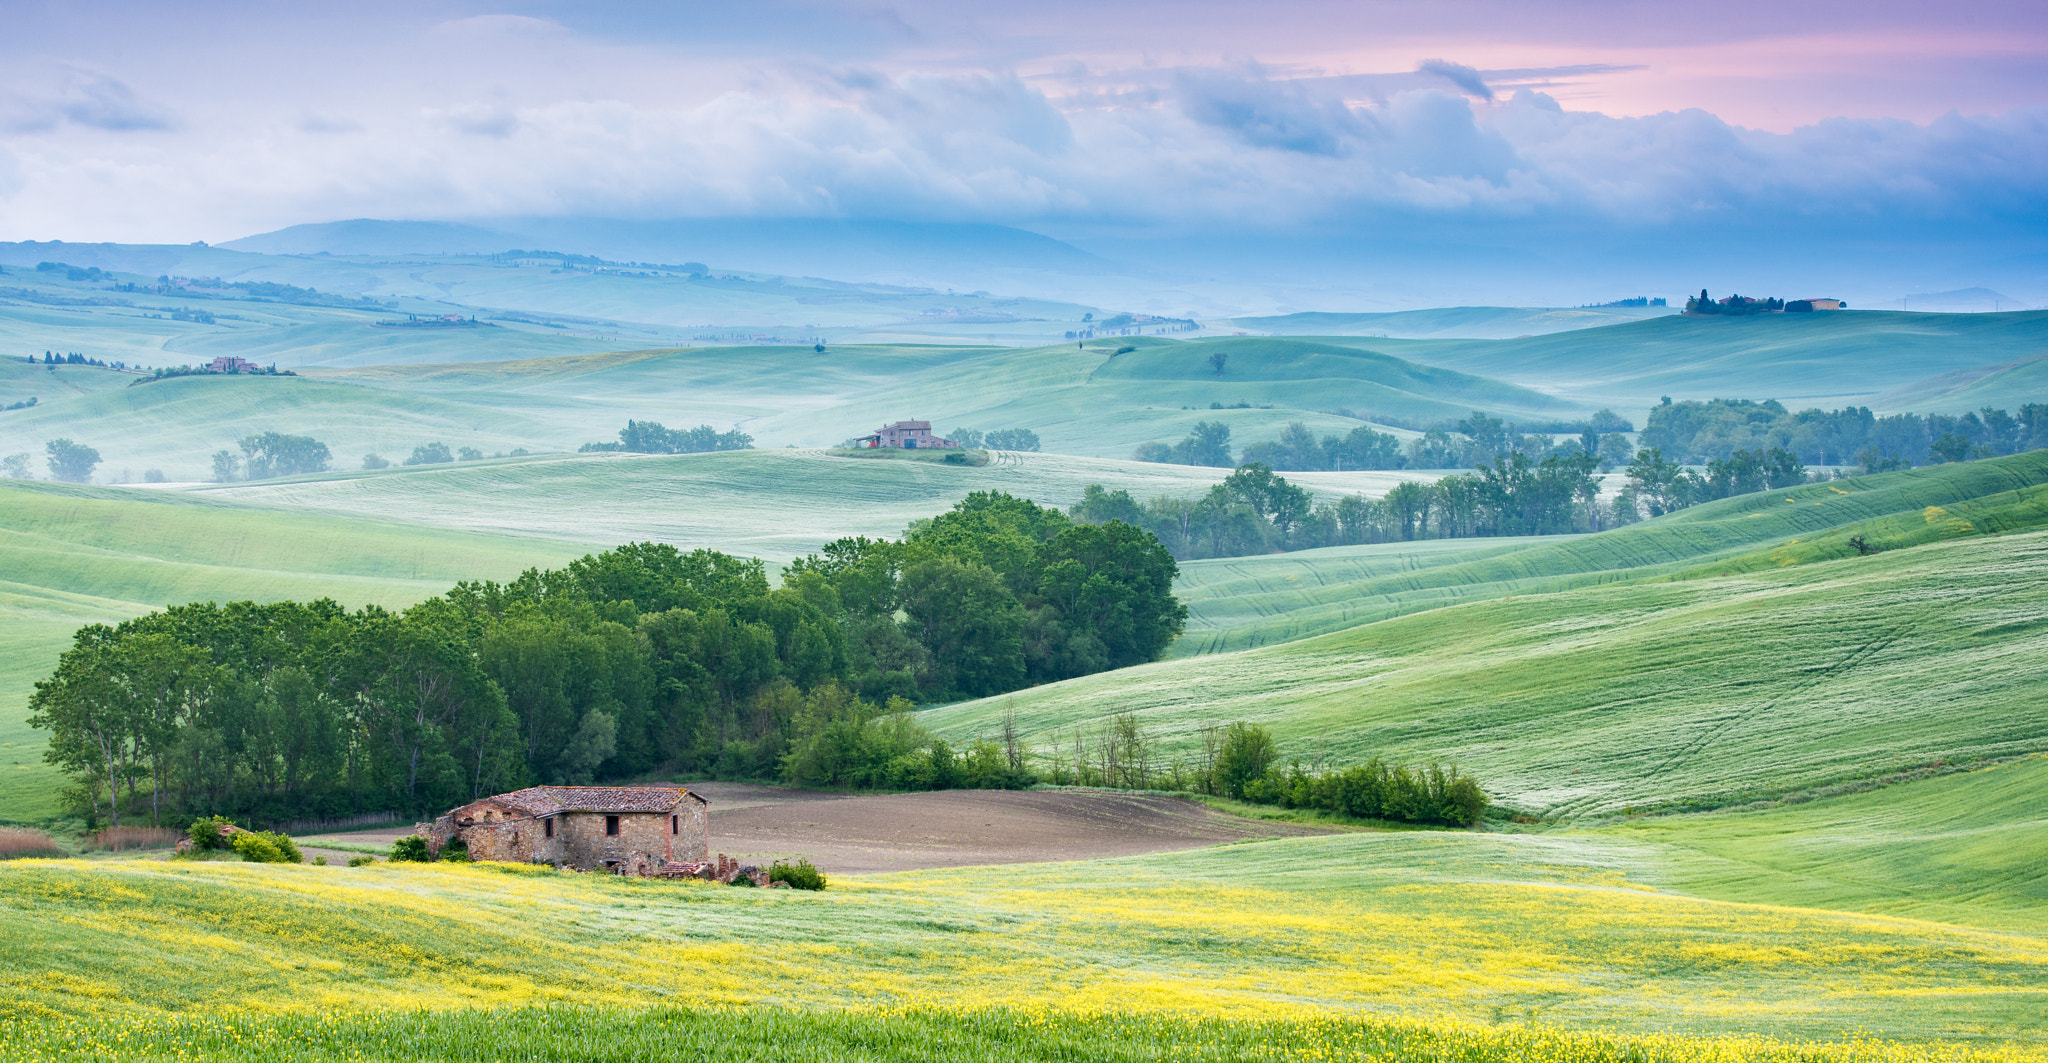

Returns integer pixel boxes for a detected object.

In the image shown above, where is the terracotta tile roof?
[484,785,699,816]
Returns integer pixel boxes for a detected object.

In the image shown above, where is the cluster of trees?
[1617,447,1810,517]
[3,396,37,411]
[29,493,1184,825]
[1075,452,1629,559]
[1036,718,1485,827]
[1137,412,1637,472]
[946,427,1042,451]
[1683,290,1797,315]
[135,363,294,384]
[360,444,524,470]
[210,433,332,482]
[42,438,101,483]
[580,420,755,455]
[1640,398,2048,468]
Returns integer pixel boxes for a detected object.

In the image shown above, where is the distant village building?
[858,420,957,449]
[429,785,708,875]
[1804,298,1844,310]
[206,356,255,373]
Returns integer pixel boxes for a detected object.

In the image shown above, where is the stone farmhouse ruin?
[857,420,957,449]
[429,785,708,875]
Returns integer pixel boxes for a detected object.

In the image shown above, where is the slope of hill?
[922,453,2048,822]
[2,330,1572,475]
[1172,451,2048,654]
[1231,305,1674,338]
[191,449,1442,562]
[1335,309,2048,413]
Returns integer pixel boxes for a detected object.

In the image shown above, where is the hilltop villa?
[429,785,708,874]
[858,420,957,449]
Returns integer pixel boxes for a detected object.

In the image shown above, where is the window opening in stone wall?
[544,817,553,838]
[606,815,619,836]
[670,815,678,835]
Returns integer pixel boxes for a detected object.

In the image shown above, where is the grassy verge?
[828,447,992,466]
[8,1004,2040,1063]
[1181,794,1435,832]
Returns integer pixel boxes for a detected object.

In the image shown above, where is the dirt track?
[299,785,1335,875]
[690,782,1335,875]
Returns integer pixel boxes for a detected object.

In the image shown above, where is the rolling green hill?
[1231,304,1675,338]
[1173,450,2048,654]
[5,330,1566,475]
[1323,309,2048,415]
[923,453,2048,823]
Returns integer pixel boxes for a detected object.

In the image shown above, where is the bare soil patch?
[295,785,1336,875]
[687,782,1337,875]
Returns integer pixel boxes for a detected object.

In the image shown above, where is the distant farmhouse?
[858,420,957,449]
[205,356,256,373]
[429,785,708,875]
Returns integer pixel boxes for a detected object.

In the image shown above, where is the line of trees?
[29,493,1184,826]
[1037,718,1485,827]
[580,420,755,454]
[1640,398,2048,468]
[947,427,1042,451]
[1136,411,1638,472]
[1074,452,1631,559]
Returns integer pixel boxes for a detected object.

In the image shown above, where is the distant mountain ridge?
[222,217,1113,289]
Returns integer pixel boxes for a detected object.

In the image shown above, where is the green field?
[4,824,2046,1053]
[924,453,2048,822]
[1323,308,2048,413]
[1,331,1572,476]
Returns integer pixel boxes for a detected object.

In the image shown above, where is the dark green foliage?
[29,495,1168,821]
[768,858,826,890]
[1212,723,1277,800]
[1240,758,1488,827]
[389,836,431,862]
[1076,454,1621,561]
[1683,290,1785,315]
[187,816,234,851]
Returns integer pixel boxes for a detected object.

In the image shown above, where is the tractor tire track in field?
[1546,619,1916,825]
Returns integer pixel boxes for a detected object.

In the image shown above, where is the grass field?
[3,827,2046,1050]
[1173,450,2048,654]
[924,455,2048,822]
[190,449,1445,561]
[1332,308,2048,413]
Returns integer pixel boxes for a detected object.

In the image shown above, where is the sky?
[2,0,2045,307]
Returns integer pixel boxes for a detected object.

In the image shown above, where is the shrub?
[0,828,60,860]
[347,855,375,868]
[389,835,432,862]
[187,815,235,851]
[729,871,758,888]
[769,858,827,891]
[231,832,287,863]
[440,837,471,863]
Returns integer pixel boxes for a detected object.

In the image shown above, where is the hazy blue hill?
[1354,309,2048,412]
[1872,351,2048,413]
[1231,305,1674,339]
[223,216,1116,291]
[217,219,525,256]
